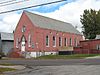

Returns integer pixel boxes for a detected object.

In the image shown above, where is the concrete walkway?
[0,65,25,70]
[85,56,100,59]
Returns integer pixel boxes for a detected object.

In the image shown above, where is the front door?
[21,36,25,52]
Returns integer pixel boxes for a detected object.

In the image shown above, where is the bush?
[0,52,5,59]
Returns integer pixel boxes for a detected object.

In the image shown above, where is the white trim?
[61,37,62,46]
[25,52,57,58]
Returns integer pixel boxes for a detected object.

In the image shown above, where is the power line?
[0,0,29,7]
[0,0,66,14]
[0,1,28,7]
[0,0,15,5]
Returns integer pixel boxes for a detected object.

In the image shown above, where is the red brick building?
[74,37,100,54]
[14,11,83,58]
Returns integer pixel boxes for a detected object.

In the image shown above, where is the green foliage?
[36,54,100,59]
[80,9,100,39]
[0,68,16,73]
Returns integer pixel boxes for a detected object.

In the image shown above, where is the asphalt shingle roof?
[25,11,81,35]
[0,32,14,41]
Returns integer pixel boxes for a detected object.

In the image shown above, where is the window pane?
[46,35,49,46]
[28,34,31,47]
[53,36,56,47]
[64,38,67,46]
[59,37,62,46]
[69,38,72,46]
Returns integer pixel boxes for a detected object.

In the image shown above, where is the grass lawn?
[0,68,16,74]
[36,54,100,59]
[0,63,15,66]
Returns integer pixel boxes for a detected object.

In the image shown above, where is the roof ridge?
[24,11,71,25]
[24,11,81,35]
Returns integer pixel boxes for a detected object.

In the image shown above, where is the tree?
[80,9,100,39]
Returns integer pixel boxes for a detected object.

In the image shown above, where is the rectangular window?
[28,34,31,47]
[59,37,62,46]
[46,35,49,47]
[53,36,56,47]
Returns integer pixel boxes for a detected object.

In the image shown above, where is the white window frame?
[46,35,49,47]
[53,36,56,47]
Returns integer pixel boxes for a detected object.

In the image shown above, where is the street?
[0,58,100,75]
[1,58,100,66]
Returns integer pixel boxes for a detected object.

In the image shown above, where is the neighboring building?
[14,11,83,58]
[74,35,100,54]
[0,32,14,56]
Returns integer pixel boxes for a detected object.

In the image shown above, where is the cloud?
[40,0,100,32]
[0,12,21,32]
[0,0,100,33]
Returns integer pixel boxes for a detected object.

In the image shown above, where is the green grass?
[0,68,16,74]
[0,63,15,66]
[36,54,100,59]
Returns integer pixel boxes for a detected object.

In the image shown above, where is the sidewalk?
[0,65,25,70]
[85,56,100,59]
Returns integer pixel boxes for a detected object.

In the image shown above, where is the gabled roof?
[24,11,81,35]
[0,32,14,41]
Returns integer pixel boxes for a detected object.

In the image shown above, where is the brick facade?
[74,39,100,54]
[14,11,83,58]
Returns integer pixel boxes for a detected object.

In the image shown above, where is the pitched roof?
[0,32,14,41]
[25,11,81,35]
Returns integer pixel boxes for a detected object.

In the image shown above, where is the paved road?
[0,58,100,66]
[1,58,100,75]
[4,65,100,75]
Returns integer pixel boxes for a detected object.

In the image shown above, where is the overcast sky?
[0,0,100,33]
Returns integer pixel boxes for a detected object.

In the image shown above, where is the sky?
[0,0,100,33]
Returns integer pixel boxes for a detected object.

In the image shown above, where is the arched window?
[22,26,26,32]
[64,38,67,46]
[59,37,62,46]
[46,35,49,47]
[28,34,31,47]
[53,36,56,47]
[69,38,72,46]
[16,38,19,48]
[74,38,77,47]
